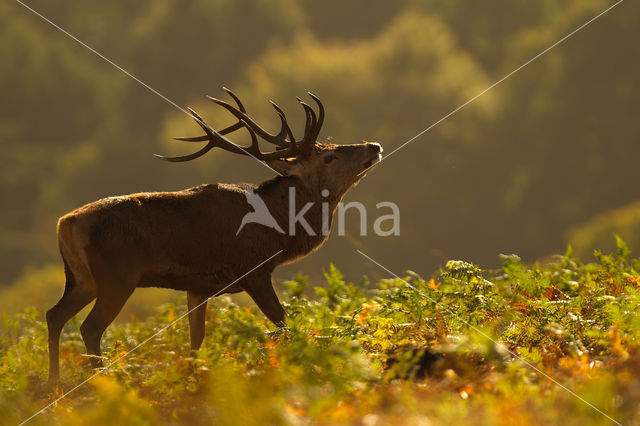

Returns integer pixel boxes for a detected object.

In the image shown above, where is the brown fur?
[46,141,381,383]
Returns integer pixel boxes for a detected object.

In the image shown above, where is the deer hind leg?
[187,291,208,352]
[80,285,133,369]
[46,261,96,384]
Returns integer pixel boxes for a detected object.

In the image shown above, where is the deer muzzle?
[363,143,383,168]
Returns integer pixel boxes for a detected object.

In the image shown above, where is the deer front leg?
[80,287,133,369]
[187,291,208,351]
[243,276,285,327]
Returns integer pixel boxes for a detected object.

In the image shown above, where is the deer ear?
[265,158,303,177]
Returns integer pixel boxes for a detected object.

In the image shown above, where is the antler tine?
[308,92,324,143]
[296,97,317,153]
[155,108,248,162]
[240,116,298,160]
[172,88,248,143]
[154,109,218,162]
[172,135,210,142]
[207,93,290,147]
[222,87,247,113]
[270,101,297,150]
[153,141,215,162]
[239,119,261,157]
[295,97,310,134]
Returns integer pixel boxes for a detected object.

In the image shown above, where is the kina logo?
[236,188,285,235]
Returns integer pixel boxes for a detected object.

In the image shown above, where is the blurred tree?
[474,0,640,260]
[300,0,405,41]
[406,0,571,73]
[0,2,127,278]
[566,201,640,260]
[166,1,640,278]
[0,0,307,282]
[1,0,638,286]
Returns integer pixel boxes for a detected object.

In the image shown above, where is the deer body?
[46,89,381,383]
[58,177,341,298]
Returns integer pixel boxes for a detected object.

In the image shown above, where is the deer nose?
[368,143,382,153]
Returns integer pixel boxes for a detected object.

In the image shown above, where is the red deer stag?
[46,89,382,383]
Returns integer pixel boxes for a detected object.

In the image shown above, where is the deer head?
[156,88,382,199]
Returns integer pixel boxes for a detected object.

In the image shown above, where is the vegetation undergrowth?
[2,240,640,425]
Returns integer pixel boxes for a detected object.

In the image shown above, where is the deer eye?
[324,155,336,164]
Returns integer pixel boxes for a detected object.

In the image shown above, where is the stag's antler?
[297,93,324,155]
[155,88,325,162]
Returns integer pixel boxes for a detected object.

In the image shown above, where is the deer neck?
[256,175,346,260]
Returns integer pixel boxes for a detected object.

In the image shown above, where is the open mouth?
[363,154,382,169]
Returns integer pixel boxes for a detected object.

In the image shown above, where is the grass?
[1,240,640,425]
